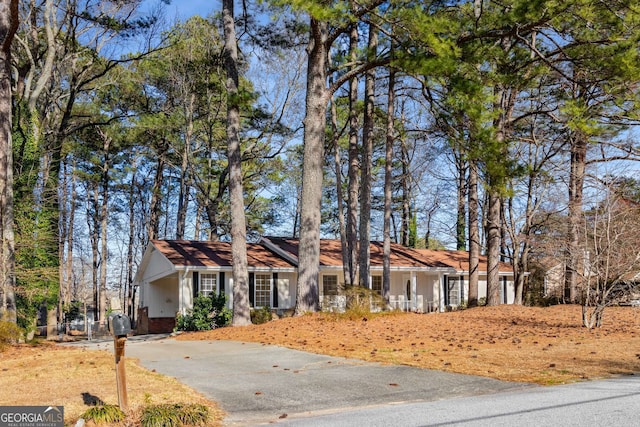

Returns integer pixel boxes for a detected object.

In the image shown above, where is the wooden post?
[113,336,128,412]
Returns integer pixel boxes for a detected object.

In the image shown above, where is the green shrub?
[140,403,209,427]
[176,294,232,332]
[80,405,125,424]
[0,320,23,351]
[251,306,272,324]
[210,293,232,327]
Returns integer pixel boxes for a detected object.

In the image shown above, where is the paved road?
[276,375,640,426]
[118,338,529,426]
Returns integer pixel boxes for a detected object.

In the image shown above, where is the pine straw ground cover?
[0,344,224,426]
[179,305,640,385]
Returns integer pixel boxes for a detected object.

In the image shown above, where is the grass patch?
[141,403,209,427]
[0,344,224,425]
[81,404,125,424]
[0,321,23,351]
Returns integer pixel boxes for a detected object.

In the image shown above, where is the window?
[254,274,271,307]
[200,273,217,297]
[446,276,461,306]
[322,275,338,296]
[372,276,382,295]
[406,279,411,300]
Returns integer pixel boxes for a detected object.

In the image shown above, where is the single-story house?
[134,236,516,333]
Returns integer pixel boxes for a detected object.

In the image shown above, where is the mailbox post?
[108,312,131,412]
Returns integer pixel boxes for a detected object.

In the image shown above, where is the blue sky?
[148,0,217,21]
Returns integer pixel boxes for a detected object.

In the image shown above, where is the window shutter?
[219,272,225,296]
[249,272,255,307]
[444,276,449,306]
[272,273,279,308]
[193,271,199,298]
[502,276,507,304]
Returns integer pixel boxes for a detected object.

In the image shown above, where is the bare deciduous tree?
[581,187,640,329]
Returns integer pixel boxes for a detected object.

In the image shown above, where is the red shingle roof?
[152,240,295,269]
[152,238,515,274]
[413,249,514,274]
[262,237,513,272]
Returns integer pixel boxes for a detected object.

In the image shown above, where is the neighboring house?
[134,236,516,333]
[544,261,640,303]
[543,263,565,299]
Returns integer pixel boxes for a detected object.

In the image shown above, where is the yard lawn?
[179,304,640,385]
[2,305,638,426]
[0,344,225,426]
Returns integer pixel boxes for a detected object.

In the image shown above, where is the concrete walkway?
[109,338,532,426]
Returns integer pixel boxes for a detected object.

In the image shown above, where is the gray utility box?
[108,313,132,337]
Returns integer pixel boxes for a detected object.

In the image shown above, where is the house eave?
[174,266,297,273]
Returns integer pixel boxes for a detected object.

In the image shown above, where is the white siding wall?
[417,273,441,312]
[147,275,179,318]
[277,272,296,309]
[140,249,176,282]
[478,275,488,301]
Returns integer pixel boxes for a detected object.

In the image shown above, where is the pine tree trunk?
[175,146,189,240]
[203,197,221,242]
[512,171,536,305]
[89,184,100,323]
[383,67,395,303]
[194,203,202,240]
[176,94,194,240]
[66,160,76,310]
[400,134,410,246]
[126,160,137,319]
[346,22,359,288]
[486,81,514,306]
[456,154,467,250]
[295,17,328,315]
[468,159,479,307]
[358,24,376,289]
[566,130,586,304]
[222,0,251,326]
[148,142,167,240]
[331,95,349,288]
[58,160,69,324]
[98,132,111,324]
[486,188,501,306]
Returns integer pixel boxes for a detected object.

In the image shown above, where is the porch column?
[178,273,184,315]
[439,274,446,312]
[411,272,417,310]
[179,268,191,315]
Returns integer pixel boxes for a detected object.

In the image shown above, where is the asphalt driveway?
[117,338,531,426]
